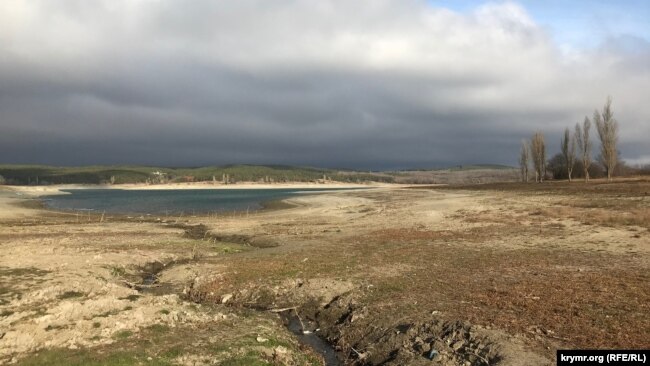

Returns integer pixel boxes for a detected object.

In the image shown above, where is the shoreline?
[0,182,384,220]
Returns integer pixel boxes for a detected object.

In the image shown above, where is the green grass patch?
[219,245,243,254]
[220,352,272,366]
[112,330,133,340]
[243,335,293,350]
[146,324,170,334]
[108,266,127,278]
[19,315,319,366]
[162,346,183,359]
[18,348,173,366]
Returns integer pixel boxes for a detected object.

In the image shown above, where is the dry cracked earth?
[0,179,648,365]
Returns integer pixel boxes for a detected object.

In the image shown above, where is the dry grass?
[428,177,650,196]
[531,205,650,229]
[345,226,649,347]
[197,225,649,354]
[425,178,650,230]
[193,179,649,360]
[7,180,646,364]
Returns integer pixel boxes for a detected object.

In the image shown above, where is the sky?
[1,0,649,169]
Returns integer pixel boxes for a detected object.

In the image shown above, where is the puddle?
[279,309,341,366]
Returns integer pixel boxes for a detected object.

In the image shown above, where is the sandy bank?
[3,181,404,197]
[120,181,395,190]
[0,188,44,219]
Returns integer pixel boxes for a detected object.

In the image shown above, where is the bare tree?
[574,117,592,182]
[594,96,619,181]
[519,140,530,182]
[529,132,546,183]
[560,127,577,181]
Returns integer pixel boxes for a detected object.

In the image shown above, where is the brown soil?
[1,180,648,365]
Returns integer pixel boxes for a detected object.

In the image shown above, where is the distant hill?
[398,164,514,172]
[392,165,518,184]
[446,164,514,171]
[0,164,519,186]
[0,164,394,185]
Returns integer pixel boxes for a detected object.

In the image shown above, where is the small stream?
[134,260,185,295]
[135,263,341,365]
[279,309,341,366]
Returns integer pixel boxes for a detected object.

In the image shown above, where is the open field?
[0,179,648,365]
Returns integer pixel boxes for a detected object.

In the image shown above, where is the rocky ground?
[0,180,648,365]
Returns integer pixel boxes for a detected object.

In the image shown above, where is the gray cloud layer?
[1,0,649,169]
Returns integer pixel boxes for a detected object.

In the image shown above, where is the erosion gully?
[132,222,343,366]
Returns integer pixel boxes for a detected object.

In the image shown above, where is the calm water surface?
[43,188,355,214]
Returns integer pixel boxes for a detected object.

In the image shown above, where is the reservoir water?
[42,188,354,214]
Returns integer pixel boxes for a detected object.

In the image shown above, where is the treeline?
[0,164,395,186]
[519,97,645,183]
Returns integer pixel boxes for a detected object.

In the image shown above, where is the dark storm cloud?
[1,1,649,169]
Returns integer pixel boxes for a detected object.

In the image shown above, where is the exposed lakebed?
[42,187,360,214]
